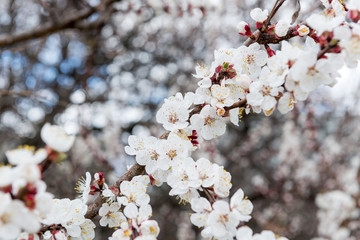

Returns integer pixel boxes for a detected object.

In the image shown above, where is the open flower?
[41,123,75,152]
[190,105,226,140]
[250,8,268,22]
[99,202,125,228]
[75,172,92,204]
[5,146,47,166]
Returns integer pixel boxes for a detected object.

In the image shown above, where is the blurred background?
[0,0,359,239]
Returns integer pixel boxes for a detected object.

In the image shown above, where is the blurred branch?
[0,0,121,49]
[37,0,59,23]
[0,89,69,107]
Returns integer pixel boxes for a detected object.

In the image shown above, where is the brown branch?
[224,99,247,111]
[0,0,120,49]
[263,0,287,30]
[317,40,339,59]
[203,187,215,204]
[258,28,298,45]
[244,0,289,47]
[85,163,145,219]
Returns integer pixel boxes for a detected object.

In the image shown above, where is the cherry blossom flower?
[278,92,295,114]
[99,202,125,228]
[236,43,267,78]
[202,200,240,239]
[71,219,96,240]
[306,0,345,35]
[157,134,189,170]
[230,108,241,126]
[230,189,253,221]
[211,84,235,108]
[167,157,201,199]
[190,197,212,227]
[139,220,160,237]
[156,92,192,131]
[236,226,253,240]
[195,158,216,188]
[190,105,226,140]
[193,64,213,88]
[213,164,232,198]
[109,222,133,240]
[250,8,268,23]
[117,175,150,208]
[75,172,92,204]
[297,25,310,36]
[41,123,75,152]
[42,198,87,238]
[247,67,283,116]
[43,229,68,240]
[5,146,47,166]
[275,20,289,37]
[337,23,360,68]
[0,192,41,239]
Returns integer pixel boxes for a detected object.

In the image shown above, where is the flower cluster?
[315,191,358,240]
[122,1,360,239]
[125,132,232,200]
[0,124,76,240]
[0,146,52,239]
[42,198,95,240]
[99,176,160,240]
[3,0,360,239]
[190,189,254,239]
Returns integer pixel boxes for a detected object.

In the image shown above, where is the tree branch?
[0,0,120,49]
[84,98,248,219]
[85,163,145,219]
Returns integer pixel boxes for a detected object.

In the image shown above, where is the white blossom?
[99,202,125,228]
[117,175,150,207]
[230,189,253,222]
[213,164,232,198]
[75,172,92,204]
[167,157,201,199]
[156,92,192,131]
[139,220,160,237]
[250,8,268,22]
[297,25,310,36]
[190,105,226,140]
[236,43,267,78]
[41,123,75,152]
[275,20,289,37]
[190,197,212,227]
[5,146,47,166]
[237,21,250,35]
[203,200,240,239]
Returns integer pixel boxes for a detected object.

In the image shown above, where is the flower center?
[168,113,179,124]
[244,54,255,64]
[219,214,229,224]
[151,151,159,160]
[167,149,177,159]
[204,116,215,126]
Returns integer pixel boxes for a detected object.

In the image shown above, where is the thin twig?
[263,0,287,30]
[203,187,215,204]
[0,89,69,107]
[317,40,339,59]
